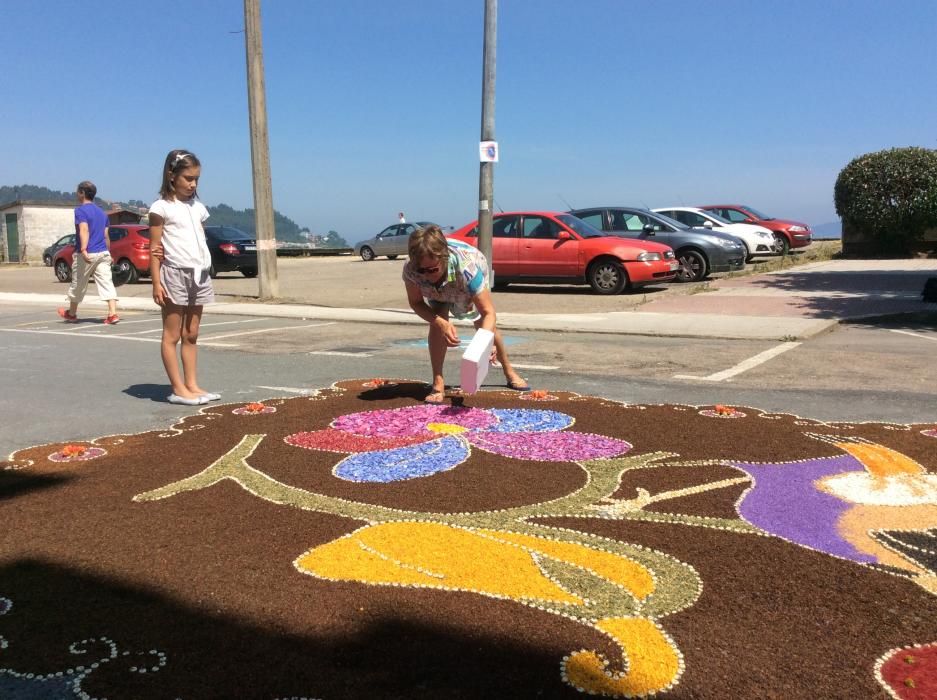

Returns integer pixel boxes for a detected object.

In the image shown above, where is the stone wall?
[841,221,937,258]
[1,203,74,263]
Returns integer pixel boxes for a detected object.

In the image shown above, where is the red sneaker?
[104,314,120,325]
[57,308,78,322]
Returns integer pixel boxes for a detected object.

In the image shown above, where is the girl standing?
[148,149,220,406]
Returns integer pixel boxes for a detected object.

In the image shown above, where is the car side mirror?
[557,230,573,240]
[702,220,714,229]
[642,224,656,235]
[744,218,755,223]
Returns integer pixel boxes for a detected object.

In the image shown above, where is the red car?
[54,224,151,284]
[698,204,811,255]
[447,211,679,294]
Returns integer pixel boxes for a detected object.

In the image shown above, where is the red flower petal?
[284,428,429,453]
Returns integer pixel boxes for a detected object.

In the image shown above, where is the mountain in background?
[811,221,842,239]
[0,184,347,247]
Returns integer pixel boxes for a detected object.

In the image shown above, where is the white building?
[0,200,74,263]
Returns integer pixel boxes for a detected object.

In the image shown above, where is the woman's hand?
[150,243,164,261]
[436,317,460,347]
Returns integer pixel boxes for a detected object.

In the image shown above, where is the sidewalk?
[2,258,934,340]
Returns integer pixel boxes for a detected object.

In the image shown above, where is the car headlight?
[663,250,676,260]
[708,237,742,249]
[789,225,807,232]
[637,251,662,261]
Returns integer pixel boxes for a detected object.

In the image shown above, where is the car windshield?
[556,214,604,238]
[741,205,772,220]
[415,221,438,228]
[701,211,731,224]
[136,228,151,239]
[208,226,251,240]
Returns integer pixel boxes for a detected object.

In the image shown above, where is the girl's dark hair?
[159,149,201,200]
[77,180,97,201]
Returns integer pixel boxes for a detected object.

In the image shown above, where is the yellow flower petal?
[836,442,924,477]
[564,617,682,696]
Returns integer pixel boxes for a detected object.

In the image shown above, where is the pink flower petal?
[332,405,498,438]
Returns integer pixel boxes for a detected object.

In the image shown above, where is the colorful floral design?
[284,405,631,482]
[921,428,937,439]
[700,405,746,419]
[876,641,937,699]
[297,521,682,696]
[232,402,276,415]
[48,445,106,463]
[520,390,558,402]
[730,435,937,590]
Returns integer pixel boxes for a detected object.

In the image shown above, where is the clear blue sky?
[4,0,936,238]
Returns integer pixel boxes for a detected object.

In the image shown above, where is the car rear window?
[207,226,252,240]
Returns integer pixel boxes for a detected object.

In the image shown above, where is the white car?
[653,207,778,261]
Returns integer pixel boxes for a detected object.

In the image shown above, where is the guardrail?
[275,247,353,257]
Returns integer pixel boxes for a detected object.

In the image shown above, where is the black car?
[203,226,258,278]
[43,234,75,266]
[568,207,746,282]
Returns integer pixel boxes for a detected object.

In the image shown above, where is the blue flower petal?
[333,436,469,482]
[486,409,574,434]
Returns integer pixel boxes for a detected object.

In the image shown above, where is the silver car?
[354,221,438,261]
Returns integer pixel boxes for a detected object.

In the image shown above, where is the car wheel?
[209,264,218,279]
[241,268,258,278]
[743,243,754,264]
[676,250,707,283]
[587,258,628,295]
[774,233,790,256]
[54,259,72,282]
[360,246,375,261]
[386,254,398,260]
[116,258,139,284]
[43,254,52,266]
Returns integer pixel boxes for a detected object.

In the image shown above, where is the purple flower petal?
[469,431,631,462]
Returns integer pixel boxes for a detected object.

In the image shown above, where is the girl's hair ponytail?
[159,149,201,200]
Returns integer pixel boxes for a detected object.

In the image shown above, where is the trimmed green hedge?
[834,147,937,254]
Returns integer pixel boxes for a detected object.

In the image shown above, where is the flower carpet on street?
[1,379,935,699]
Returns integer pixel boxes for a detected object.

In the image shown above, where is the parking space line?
[308,350,372,357]
[203,322,335,340]
[511,363,560,370]
[673,341,801,382]
[120,318,267,335]
[889,329,937,342]
[0,327,239,347]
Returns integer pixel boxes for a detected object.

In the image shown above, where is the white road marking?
[673,341,801,382]
[202,322,336,340]
[255,385,312,394]
[0,327,239,347]
[889,329,937,342]
[119,318,267,336]
[308,350,372,357]
[510,363,560,370]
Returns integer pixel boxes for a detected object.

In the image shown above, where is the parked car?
[203,226,258,278]
[652,207,777,261]
[354,221,439,261]
[698,204,812,256]
[568,207,745,282]
[43,234,75,266]
[53,224,151,283]
[447,211,679,295]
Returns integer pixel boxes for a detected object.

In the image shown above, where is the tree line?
[0,185,348,247]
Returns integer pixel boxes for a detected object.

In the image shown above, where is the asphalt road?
[3,301,935,458]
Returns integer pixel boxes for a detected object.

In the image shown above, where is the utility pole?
[244,0,279,299]
[477,0,497,275]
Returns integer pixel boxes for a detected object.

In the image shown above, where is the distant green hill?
[0,184,346,247]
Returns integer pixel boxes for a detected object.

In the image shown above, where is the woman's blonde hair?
[408,224,449,264]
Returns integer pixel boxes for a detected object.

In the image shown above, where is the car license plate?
[244,245,257,251]
[669,261,680,271]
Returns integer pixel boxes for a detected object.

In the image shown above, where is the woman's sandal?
[506,378,531,392]
[423,390,447,405]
